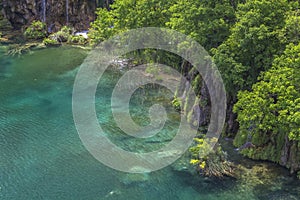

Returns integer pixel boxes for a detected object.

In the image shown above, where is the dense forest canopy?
[234,43,300,173]
[89,0,300,177]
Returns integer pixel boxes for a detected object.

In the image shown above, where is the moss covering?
[189,137,235,178]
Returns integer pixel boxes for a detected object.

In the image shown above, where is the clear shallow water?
[0,46,299,200]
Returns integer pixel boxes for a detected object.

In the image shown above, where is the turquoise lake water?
[0,46,299,200]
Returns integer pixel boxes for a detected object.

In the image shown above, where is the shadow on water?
[0,46,13,79]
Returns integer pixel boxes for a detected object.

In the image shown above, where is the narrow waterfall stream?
[42,0,46,22]
[66,0,69,25]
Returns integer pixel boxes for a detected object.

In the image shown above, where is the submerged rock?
[121,173,150,186]
[171,157,191,172]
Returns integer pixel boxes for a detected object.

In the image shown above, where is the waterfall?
[42,0,46,22]
[66,0,69,25]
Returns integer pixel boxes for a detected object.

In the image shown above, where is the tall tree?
[212,0,291,96]
[89,0,175,44]
[233,43,300,174]
[211,0,293,134]
[167,0,236,50]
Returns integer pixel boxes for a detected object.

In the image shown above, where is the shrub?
[49,32,68,43]
[60,26,73,35]
[189,137,235,177]
[48,26,72,43]
[24,21,47,40]
[172,98,181,111]
[67,35,87,44]
[43,38,59,46]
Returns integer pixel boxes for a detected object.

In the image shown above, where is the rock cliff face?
[1,0,98,31]
[280,139,300,174]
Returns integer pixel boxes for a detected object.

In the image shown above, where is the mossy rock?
[67,35,87,45]
[0,18,13,32]
[43,38,60,47]
[121,173,149,185]
[48,26,73,43]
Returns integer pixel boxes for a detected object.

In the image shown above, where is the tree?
[278,7,300,45]
[233,43,300,174]
[89,0,175,44]
[211,0,293,135]
[167,0,236,50]
[212,0,291,96]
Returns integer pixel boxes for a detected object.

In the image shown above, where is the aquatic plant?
[24,20,47,40]
[190,137,235,178]
[6,44,33,56]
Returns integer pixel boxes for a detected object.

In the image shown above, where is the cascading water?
[66,0,69,25]
[42,0,46,22]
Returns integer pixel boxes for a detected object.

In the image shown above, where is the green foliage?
[279,9,300,45]
[68,35,87,44]
[24,21,47,40]
[43,38,59,46]
[167,0,236,50]
[89,0,183,76]
[88,0,300,175]
[212,0,291,96]
[43,26,87,45]
[6,44,32,56]
[234,43,300,169]
[60,26,73,35]
[171,97,181,111]
[189,137,234,177]
[90,0,174,44]
[191,75,202,95]
[48,26,72,43]
[89,8,116,43]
